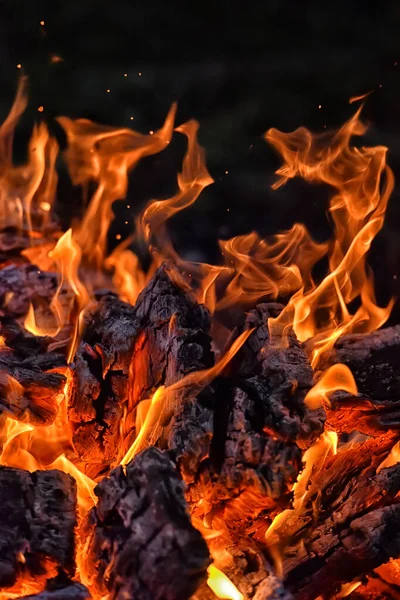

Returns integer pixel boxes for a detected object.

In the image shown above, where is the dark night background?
[0,1,400,319]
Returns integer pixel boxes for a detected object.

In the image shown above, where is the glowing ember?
[207,565,244,600]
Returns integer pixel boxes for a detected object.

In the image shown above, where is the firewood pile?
[0,79,399,600]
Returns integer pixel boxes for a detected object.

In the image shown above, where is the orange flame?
[138,120,213,243]
[58,104,176,266]
[266,107,394,365]
[304,364,357,410]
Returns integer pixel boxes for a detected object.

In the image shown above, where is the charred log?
[129,262,214,481]
[0,263,60,318]
[81,446,210,600]
[264,436,400,600]
[188,303,323,531]
[237,304,325,447]
[321,325,400,401]
[0,317,67,425]
[317,325,400,436]
[69,293,139,478]
[0,467,76,591]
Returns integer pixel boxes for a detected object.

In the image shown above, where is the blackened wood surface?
[319,325,400,436]
[131,262,214,481]
[0,317,67,425]
[69,293,139,478]
[238,304,325,447]
[0,467,76,589]
[189,303,323,531]
[81,447,210,600]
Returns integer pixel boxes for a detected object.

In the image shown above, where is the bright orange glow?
[293,431,338,509]
[207,565,244,600]
[48,229,91,360]
[304,364,357,410]
[218,224,327,311]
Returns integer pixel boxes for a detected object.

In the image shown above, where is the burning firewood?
[313,325,400,436]
[188,303,324,532]
[79,446,210,600]
[69,292,139,478]
[0,467,76,594]
[265,436,400,600]
[0,317,67,425]
[129,261,214,479]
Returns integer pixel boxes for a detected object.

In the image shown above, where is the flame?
[293,431,338,509]
[217,225,327,310]
[57,104,176,266]
[0,557,59,600]
[265,107,394,366]
[0,81,396,598]
[104,239,147,305]
[304,364,357,410]
[207,565,244,600]
[48,229,91,360]
[0,77,58,237]
[138,120,213,243]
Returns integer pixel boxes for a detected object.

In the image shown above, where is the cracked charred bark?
[0,467,76,590]
[81,447,210,600]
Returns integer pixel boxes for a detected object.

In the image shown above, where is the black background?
[1,0,399,318]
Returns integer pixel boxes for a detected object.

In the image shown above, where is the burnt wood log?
[317,325,400,436]
[0,317,67,425]
[188,303,323,531]
[125,262,214,482]
[0,467,76,591]
[264,436,400,600]
[17,582,91,600]
[69,293,139,478]
[237,304,325,447]
[80,446,210,600]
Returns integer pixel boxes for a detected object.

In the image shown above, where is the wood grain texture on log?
[17,582,91,600]
[264,436,400,600]
[0,317,67,425]
[130,262,214,481]
[0,467,76,590]
[69,293,139,478]
[81,446,210,600]
[322,325,400,401]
